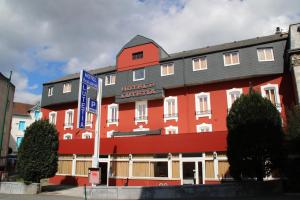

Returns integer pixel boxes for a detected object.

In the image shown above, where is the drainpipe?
[0,71,12,157]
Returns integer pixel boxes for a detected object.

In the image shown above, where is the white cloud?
[0,0,299,104]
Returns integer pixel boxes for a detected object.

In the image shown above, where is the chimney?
[276,27,282,34]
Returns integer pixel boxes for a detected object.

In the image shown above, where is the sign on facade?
[88,98,97,114]
[77,70,99,128]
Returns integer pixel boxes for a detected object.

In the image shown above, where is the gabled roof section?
[13,102,34,116]
[117,35,169,59]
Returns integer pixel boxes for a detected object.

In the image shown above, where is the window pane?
[162,65,168,75]
[134,69,144,80]
[232,52,239,64]
[193,59,200,70]
[265,49,273,60]
[168,64,174,74]
[257,49,265,61]
[224,54,231,65]
[200,57,207,69]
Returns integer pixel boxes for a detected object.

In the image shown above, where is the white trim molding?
[82,132,92,139]
[195,92,211,119]
[49,111,57,125]
[64,109,74,129]
[164,96,178,122]
[196,123,212,133]
[261,83,281,112]
[135,100,148,124]
[107,130,115,138]
[165,125,178,135]
[107,103,119,127]
[63,133,73,140]
[133,125,150,132]
[226,88,243,110]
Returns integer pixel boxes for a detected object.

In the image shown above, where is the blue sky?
[0,0,299,104]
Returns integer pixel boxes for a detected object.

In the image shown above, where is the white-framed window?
[226,88,243,110]
[133,125,150,132]
[195,92,211,119]
[164,96,178,122]
[107,103,119,126]
[63,82,72,93]
[49,111,57,125]
[261,83,281,112]
[64,109,74,129]
[48,87,54,97]
[193,57,207,71]
[223,51,240,66]
[196,123,212,133]
[133,69,145,81]
[105,74,116,85]
[161,63,174,76]
[257,48,274,62]
[107,130,115,138]
[82,132,92,139]
[165,126,178,135]
[135,101,148,124]
[63,133,73,140]
[85,111,93,127]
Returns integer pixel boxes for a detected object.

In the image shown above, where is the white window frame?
[165,125,178,135]
[133,69,145,81]
[107,103,119,127]
[196,123,212,133]
[63,82,72,93]
[135,101,148,124]
[82,132,92,139]
[192,57,207,71]
[226,88,243,110]
[107,130,115,138]
[261,83,281,112]
[195,92,211,119]
[48,87,54,97]
[161,63,174,76]
[105,74,116,86]
[63,133,73,140]
[49,111,57,125]
[64,109,74,129]
[85,111,93,127]
[223,51,240,66]
[257,48,274,62]
[163,96,178,122]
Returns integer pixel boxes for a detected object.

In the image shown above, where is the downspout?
[0,71,12,157]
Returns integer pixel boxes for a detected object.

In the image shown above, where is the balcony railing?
[195,110,212,116]
[134,116,148,121]
[163,113,178,119]
[64,122,74,127]
[106,119,119,123]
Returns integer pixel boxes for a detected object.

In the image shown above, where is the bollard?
[84,184,87,200]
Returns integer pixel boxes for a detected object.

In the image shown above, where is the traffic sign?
[88,98,97,114]
[82,70,98,89]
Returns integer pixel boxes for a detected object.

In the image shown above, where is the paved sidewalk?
[42,185,86,197]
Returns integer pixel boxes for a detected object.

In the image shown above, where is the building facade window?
[161,63,174,76]
[49,111,57,125]
[132,51,143,60]
[164,96,178,122]
[82,132,92,139]
[195,92,211,119]
[165,126,178,135]
[16,136,24,149]
[223,51,240,66]
[196,123,212,133]
[63,133,73,140]
[48,87,54,96]
[105,74,116,85]
[261,83,281,112]
[107,103,119,126]
[85,111,93,127]
[193,57,207,71]
[34,111,41,120]
[63,82,72,93]
[133,69,145,81]
[226,88,243,110]
[18,121,26,131]
[135,101,148,124]
[257,48,274,62]
[64,109,74,128]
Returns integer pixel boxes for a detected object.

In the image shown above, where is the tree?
[227,88,284,181]
[17,119,58,183]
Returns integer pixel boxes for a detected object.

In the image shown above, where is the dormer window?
[133,69,145,81]
[132,51,143,60]
[63,82,72,93]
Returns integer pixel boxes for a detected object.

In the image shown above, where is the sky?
[0,0,299,104]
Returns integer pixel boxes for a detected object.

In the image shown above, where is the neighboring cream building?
[9,102,41,153]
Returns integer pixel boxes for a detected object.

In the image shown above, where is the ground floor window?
[57,159,72,175]
[110,161,129,177]
[132,161,168,178]
[75,160,92,176]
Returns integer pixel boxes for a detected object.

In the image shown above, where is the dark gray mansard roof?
[44,33,288,85]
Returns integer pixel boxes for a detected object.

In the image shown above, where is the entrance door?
[99,162,107,185]
[182,162,195,184]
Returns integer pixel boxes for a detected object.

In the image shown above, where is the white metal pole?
[92,78,102,168]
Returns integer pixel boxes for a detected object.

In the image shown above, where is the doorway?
[182,161,203,185]
[99,162,107,185]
